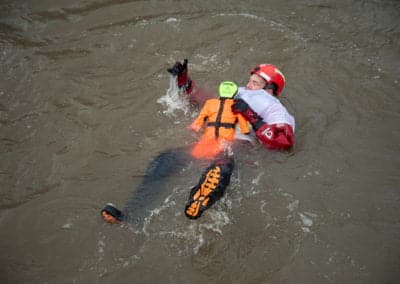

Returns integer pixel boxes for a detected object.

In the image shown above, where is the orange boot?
[185,158,234,219]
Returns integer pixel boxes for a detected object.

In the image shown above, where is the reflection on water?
[0,0,399,283]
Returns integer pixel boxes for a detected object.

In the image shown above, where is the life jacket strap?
[207,122,235,129]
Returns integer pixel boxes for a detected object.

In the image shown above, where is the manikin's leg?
[101,150,235,223]
[101,148,190,225]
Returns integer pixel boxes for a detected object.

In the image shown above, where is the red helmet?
[250,64,285,96]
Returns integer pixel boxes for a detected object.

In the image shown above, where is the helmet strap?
[265,83,278,95]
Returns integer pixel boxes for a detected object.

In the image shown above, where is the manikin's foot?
[185,158,234,219]
[185,166,222,219]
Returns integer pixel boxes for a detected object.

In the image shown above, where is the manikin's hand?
[188,123,201,132]
[167,59,188,76]
[231,99,250,114]
[232,99,265,131]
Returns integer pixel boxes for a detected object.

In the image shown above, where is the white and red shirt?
[236,87,295,131]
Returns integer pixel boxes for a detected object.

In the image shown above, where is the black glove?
[232,99,265,131]
[167,59,188,76]
[232,99,250,113]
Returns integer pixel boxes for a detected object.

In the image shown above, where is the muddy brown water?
[0,1,399,283]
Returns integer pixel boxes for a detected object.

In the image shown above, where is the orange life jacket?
[190,98,250,159]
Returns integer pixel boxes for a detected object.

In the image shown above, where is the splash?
[191,210,231,254]
[199,210,231,235]
[141,190,178,236]
[157,76,190,116]
[299,212,314,233]
[216,13,266,22]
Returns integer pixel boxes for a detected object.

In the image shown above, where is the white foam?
[304,211,318,218]
[97,240,105,254]
[287,200,299,212]
[62,223,72,229]
[193,232,205,254]
[142,191,177,236]
[155,208,231,255]
[299,212,313,227]
[157,76,190,116]
[303,170,321,178]
[260,200,267,213]
[199,210,231,235]
[251,172,263,185]
[216,13,266,22]
[166,18,178,23]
